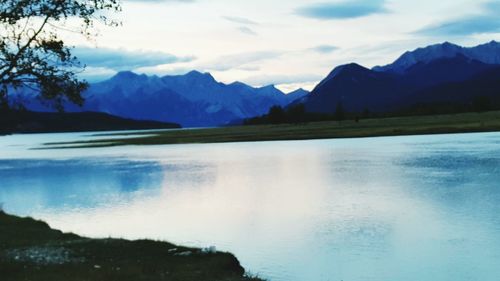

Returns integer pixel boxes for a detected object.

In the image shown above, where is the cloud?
[242,73,324,86]
[223,16,259,25]
[201,51,283,72]
[417,16,500,36]
[310,45,339,53]
[296,0,387,20]
[223,16,259,35]
[238,26,258,36]
[416,2,500,36]
[79,67,118,82]
[73,47,195,70]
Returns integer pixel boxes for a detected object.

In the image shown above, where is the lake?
[1,131,500,281]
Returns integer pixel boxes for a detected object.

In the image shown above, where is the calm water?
[1,131,500,281]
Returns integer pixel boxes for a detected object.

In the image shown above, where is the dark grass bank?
[46,110,500,148]
[0,211,262,281]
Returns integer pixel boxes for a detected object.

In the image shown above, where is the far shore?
[43,110,500,149]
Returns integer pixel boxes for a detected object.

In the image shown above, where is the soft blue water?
[1,131,500,281]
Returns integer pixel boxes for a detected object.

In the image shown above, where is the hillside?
[0,111,180,134]
[299,41,500,115]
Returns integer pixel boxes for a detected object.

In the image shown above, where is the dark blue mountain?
[301,49,500,114]
[410,67,500,107]
[285,88,310,102]
[18,41,500,126]
[402,54,495,88]
[302,63,405,113]
[374,41,500,73]
[20,71,308,127]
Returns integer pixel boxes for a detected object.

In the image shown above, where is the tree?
[362,108,371,119]
[287,103,306,124]
[267,105,286,124]
[473,96,491,113]
[0,0,121,111]
[335,101,345,123]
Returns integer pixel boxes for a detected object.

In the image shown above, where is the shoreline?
[0,211,262,281]
[42,111,500,148]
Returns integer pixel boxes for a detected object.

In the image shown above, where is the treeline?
[244,103,365,125]
[244,96,500,126]
[0,108,16,134]
[393,96,500,117]
[0,109,180,134]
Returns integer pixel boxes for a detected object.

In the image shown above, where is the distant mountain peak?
[260,84,278,90]
[185,70,204,76]
[170,70,216,84]
[287,88,308,95]
[317,63,369,88]
[441,41,458,47]
[112,71,140,79]
[373,41,500,73]
[228,81,249,87]
[106,71,156,87]
[474,40,500,50]
[286,88,309,103]
[338,63,368,72]
[185,70,214,78]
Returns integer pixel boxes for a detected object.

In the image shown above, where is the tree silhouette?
[473,96,491,112]
[287,104,306,124]
[0,0,121,111]
[362,108,371,119]
[268,105,286,124]
[335,101,345,123]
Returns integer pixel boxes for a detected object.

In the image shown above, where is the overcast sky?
[68,0,500,92]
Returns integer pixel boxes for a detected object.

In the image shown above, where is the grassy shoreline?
[44,111,500,148]
[0,211,262,281]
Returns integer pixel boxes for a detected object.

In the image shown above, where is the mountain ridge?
[15,40,500,128]
[300,42,500,115]
[373,41,500,73]
[21,70,309,127]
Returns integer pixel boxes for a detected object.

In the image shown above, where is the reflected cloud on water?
[1,132,500,280]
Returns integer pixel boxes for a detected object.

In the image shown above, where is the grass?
[0,211,263,281]
[44,111,500,148]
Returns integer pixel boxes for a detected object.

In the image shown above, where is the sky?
[67,0,500,92]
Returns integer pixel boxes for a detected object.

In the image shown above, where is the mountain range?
[20,71,308,127]
[17,40,500,127]
[300,41,500,115]
[373,41,500,73]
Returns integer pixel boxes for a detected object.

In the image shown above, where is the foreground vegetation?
[0,211,261,281]
[46,110,500,148]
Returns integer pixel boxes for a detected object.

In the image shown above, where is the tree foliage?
[0,0,121,111]
[335,101,344,122]
[268,105,286,124]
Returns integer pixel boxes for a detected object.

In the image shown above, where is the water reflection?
[1,132,500,280]
[0,158,165,213]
